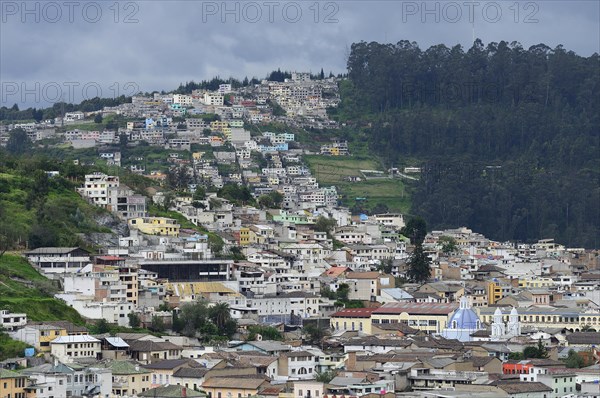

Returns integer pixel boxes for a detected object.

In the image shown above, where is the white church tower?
[491,307,522,340]
[507,307,521,337]
[491,307,506,338]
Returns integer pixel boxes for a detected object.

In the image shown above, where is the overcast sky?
[1,0,598,107]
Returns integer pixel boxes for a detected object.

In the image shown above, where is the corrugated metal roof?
[105,337,129,348]
[166,282,239,296]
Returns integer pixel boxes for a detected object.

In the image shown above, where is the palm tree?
[209,302,231,330]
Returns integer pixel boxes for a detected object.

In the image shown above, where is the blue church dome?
[442,296,482,342]
[447,296,481,330]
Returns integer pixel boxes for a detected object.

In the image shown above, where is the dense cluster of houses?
[0,72,340,149]
[3,180,600,397]
[1,74,600,398]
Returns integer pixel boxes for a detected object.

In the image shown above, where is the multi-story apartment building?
[78,173,120,207]
[186,118,207,130]
[107,185,147,219]
[50,335,101,363]
[173,94,194,106]
[203,92,224,106]
[119,264,139,306]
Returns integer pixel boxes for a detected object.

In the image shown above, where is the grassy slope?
[0,169,112,251]
[0,331,29,360]
[0,255,85,324]
[304,155,411,213]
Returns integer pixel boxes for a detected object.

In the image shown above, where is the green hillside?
[0,254,85,324]
[0,154,113,251]
[304,155,411,214]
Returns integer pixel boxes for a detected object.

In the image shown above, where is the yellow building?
[330,308,377,334]
[202,377,270,398]
[249,225,274,245]
[239,227,250,246]
[370,302,458,334]
[478,306,600,332]
[0,369,28,398]
[128,217,180,237]
[11,324,68,352]
[107,360,152,397]
[518,277,554,289]
[487,281,503,305]
[330,147,340,156]
[210,120,229,132]
[222,127,232,138]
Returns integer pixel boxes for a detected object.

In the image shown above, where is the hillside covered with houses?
[0,70,599,398]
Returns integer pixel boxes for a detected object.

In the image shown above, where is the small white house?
[0,309,27,331]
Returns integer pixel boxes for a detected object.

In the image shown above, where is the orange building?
[503,360,534,375]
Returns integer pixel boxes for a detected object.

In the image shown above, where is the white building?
[218,84,232,94]
[203,92,224,106]
[54,294,134,327]
[280,350,317,380]
[78,172,120,207]
[0,309,27,331]
[24,247,91,275]
[374,213,405,229]
[173,94,194,106]
[22,363,112,398]
[50,335,101,363]
[64,111,85,122]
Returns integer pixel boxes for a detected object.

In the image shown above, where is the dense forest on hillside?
[333,40,599,247]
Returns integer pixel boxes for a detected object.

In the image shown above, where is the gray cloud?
[1,0,598,107]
